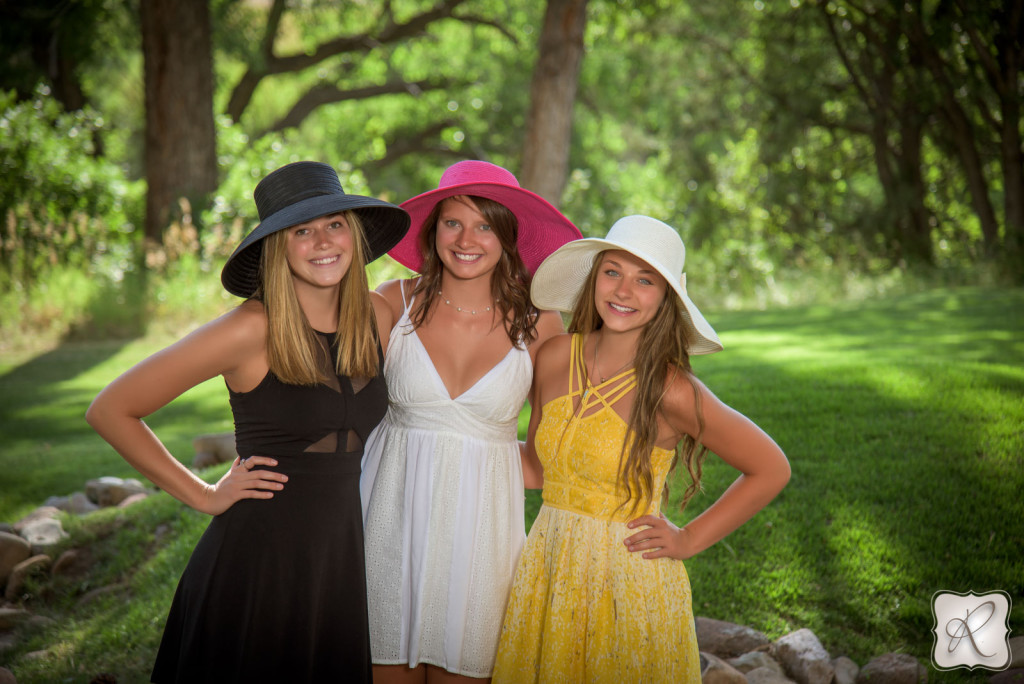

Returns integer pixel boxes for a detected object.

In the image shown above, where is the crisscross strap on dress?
[569,334,636,419]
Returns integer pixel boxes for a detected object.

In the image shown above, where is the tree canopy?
[1,0,1020,299]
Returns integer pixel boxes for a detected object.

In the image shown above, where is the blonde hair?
[568,252,708,516]
[257,211,379,385]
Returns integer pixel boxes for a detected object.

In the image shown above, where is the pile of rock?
[697,616,1024,683]
[0,476,152,665]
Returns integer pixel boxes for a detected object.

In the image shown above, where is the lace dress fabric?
[151,331,385,684]
[360,285,532,677]
[493,333,701,683]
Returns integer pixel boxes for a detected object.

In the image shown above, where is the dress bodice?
[535,334,675,521]
[382,294,532,444]
[229,330,388,457]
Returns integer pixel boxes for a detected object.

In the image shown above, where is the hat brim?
[389,182,581,275]
[530,238,723,355]
[221,194,410,298]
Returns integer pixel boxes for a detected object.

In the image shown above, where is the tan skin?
[526,251,790,565]
[86,213,394,517]
[371,197,562,684]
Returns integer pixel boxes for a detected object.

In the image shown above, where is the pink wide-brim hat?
[389,160,582,275]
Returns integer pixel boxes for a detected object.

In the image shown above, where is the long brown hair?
[568,252,708,516]
[257,211,379,384]
[408,195,537,346]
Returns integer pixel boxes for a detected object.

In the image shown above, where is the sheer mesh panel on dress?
[300,334,369,454]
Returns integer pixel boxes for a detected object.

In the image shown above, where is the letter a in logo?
[931,590,1011,671]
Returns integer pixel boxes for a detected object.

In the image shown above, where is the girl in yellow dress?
[493,215,791,683]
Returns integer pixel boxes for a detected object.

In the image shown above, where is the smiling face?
[592,250,669,336]
[284,212,354,292]
[433,196,502,282]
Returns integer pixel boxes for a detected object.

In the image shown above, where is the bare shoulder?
[533,310,565,345]
[658,363,710,439]
[532,332,572,404]
[534,332,572,374]
[375,277,416,323]
[527,309,566,362]
[199,299,267,352]
[369,290,394,353]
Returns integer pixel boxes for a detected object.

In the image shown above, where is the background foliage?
[2,0,1020,351]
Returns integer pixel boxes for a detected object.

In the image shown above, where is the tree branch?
[258,78,466,136]
[225,0,485,123]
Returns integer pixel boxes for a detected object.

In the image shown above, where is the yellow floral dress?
[493,334,701,683]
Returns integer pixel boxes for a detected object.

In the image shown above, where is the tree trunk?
[519,0,589,206]
[996,2,1024,273]
[140,0,218,247]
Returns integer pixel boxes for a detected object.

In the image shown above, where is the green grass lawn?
[1,286,1021,683]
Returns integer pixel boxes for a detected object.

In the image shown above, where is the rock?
[855,653,927,683]
[66,491,100,515]
[117,492,149,508]
[5,554,51,601]
[193,432,237,469]
[0,523,12,534]
[0,532,31,586]
[772,628,835,684]
[76,583,128,607]
[833,655,860,684]
[11,506,61,533]
[695,616,771,658]
[43,495,70,510]
[18,517,68,553]
[729,650,782,674]
[52,548,90,578]
[990,668,1024,684]
[747,665,797,684]
[0,606,30,630]
[1010,636,1024,669]
[700,652,748,684]
[85,476,148,507]
[0,666,16,684]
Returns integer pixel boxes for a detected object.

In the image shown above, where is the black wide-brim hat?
[221,161,411,298]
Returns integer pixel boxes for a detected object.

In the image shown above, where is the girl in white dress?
[360,161,581,682]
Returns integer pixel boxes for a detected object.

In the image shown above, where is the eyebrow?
[602,257,656,275]
[295,213,346,228]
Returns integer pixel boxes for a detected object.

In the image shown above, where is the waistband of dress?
[387,405,518,443]
[541,479,657,522]
[237,450,362,476]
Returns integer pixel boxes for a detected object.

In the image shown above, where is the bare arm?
[85,303,288,515]
[369,290,395,357]
[624,374,790,560]
[375,278,416,334]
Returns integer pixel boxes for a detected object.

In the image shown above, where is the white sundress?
[360,283,533,678]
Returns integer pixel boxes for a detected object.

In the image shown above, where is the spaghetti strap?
[569,334,637,418]
[399,279,412,313]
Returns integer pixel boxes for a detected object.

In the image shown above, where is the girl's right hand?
[201,456,288,515]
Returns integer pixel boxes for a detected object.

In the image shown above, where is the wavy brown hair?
[568,252,708,516]
[257,211,379,385]
[408,195,538,347]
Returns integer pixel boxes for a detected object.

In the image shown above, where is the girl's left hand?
[624,513,695,560]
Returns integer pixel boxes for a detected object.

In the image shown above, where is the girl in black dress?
[87,161,410,683]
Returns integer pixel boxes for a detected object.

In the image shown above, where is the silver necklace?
[592,333,634,384]
[438,290,493,316]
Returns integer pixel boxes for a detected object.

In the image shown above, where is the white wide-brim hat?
[531,215,723,355]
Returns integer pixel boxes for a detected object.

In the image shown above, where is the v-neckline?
[410,327,516,401]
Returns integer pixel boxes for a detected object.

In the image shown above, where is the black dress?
[152,332,385,683]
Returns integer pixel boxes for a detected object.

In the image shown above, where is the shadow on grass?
[0,337,137,518]
[679,287,1024,680]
